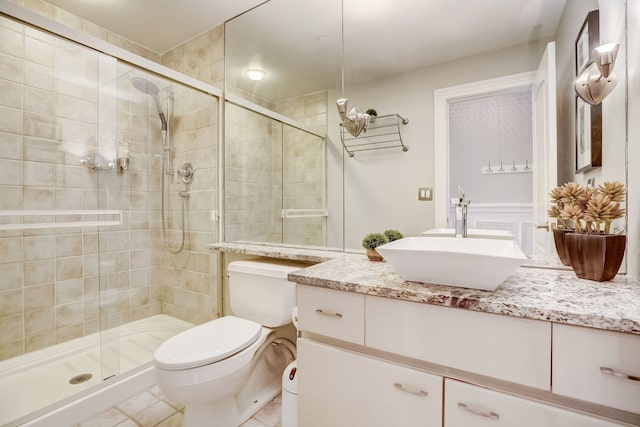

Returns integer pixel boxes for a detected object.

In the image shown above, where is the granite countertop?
[288,253,640,335]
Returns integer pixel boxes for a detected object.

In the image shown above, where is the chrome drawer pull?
[393,383,428,397]
[315,309,342,318]
[457,402,500,420]
[601,367,640,382]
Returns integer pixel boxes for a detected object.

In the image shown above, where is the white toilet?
[154,259,301,427]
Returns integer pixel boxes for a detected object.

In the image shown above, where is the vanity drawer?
[553,323,640,414]
[299,338,442,427]
[365,295,551,390]
[445,379,626,427]
[297,285,365,344]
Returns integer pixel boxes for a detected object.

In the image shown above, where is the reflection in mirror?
[447,87,534,253]
[224,0,343,105]
[224,102,328,247]
[224,0,342,249]
[225,0,628,263]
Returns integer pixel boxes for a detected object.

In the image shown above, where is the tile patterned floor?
[74,384,281,427]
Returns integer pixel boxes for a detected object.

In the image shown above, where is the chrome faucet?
[455,185,470,238]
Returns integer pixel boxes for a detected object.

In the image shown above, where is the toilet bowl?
[153,259,303,427]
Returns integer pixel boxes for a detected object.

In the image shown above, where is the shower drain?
[69,373,93,385]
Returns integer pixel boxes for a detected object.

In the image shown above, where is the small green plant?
[362,232,388,250]
[383,229,403,242]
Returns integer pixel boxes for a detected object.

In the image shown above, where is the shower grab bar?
[281,209,329,219]
[0,210,122,230]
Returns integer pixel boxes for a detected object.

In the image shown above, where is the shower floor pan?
[0,314,192,426]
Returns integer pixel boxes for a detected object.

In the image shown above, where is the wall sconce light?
[574,42,620,105]
[246,68,266,81]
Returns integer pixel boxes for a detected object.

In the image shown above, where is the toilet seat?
[154,316,262,370]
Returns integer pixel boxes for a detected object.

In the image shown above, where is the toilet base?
[157,333,295,427]
[181,379,281,427]
[183,397,239,427]
[238,377,282,422]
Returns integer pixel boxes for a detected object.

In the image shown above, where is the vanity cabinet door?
[365,295,551,390]
[296,284,365,344]
[553,323,640,414]
[445,379,627,427]
[297,338,442,427]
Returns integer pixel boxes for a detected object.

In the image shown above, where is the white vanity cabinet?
[295,284,637,426]
[445,379,627,427]
[365,294,551,390]
[296,284,365,345]
[297,338,443,427]
[553,323,640,414]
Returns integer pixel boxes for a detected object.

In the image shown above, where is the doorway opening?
[434,72,537,254]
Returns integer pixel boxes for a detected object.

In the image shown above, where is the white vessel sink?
[376,237,527,291]
[422,228,514,240]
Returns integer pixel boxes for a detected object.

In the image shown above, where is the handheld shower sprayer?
[130,75,190,254]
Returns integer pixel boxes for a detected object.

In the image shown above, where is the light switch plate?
[418,187,432,201]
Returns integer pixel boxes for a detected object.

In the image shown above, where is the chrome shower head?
[130,77,167,131]
[131,77,160,96]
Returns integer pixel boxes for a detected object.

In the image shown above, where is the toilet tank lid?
[227,259,305,279]
[153,316,262,370]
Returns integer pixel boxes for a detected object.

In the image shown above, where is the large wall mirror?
[224,0,343,249]
[224,0,628,261]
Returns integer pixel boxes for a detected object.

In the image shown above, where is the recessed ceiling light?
[246,68,266,81]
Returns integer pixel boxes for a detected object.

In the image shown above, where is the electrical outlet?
[418,187,432,201]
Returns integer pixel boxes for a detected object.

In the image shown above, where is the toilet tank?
[227,259,304,328]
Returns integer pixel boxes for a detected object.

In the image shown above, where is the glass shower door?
[281,124,327,246]
[0,15,125,423]
[96,52,121,382]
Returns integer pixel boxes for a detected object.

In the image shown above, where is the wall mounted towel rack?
[340,113,409,157]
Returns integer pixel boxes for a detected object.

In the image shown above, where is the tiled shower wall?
[150,83,219,324]
[154,24,223,324]
[0,9,220,360]
[160,26,224,89]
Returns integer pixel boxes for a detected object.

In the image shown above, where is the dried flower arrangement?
[548,181,625,235]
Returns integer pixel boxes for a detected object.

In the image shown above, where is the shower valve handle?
[176,163,195,185]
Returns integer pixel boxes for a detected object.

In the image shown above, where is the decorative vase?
[552,229,573,266]
[565,233,626,281]
[366,248,384,261]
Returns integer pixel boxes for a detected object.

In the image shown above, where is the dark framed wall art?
[574,9,602,173]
